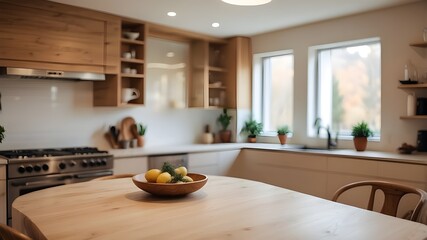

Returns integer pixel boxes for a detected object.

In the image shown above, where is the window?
[309,38,381,138]
[253,51,294,135]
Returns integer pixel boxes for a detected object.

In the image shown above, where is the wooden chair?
[91,173,135,181]
[0,223,32,240]
[332,180,427,223]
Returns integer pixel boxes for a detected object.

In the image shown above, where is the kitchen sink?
[297,145,339,151]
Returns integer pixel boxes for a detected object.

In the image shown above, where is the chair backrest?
[332,180,427,222]
[91,173,135,181]
[0,224,32,240]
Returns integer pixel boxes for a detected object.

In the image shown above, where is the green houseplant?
[277,125,290,145]
[0,125,4,143]
[217,109,232,143]
[351,121,373,151]
[241,119,263,143]
[136,123,147,147]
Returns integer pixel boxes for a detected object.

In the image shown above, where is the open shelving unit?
[119,20,146,106]
[189,40,229,108]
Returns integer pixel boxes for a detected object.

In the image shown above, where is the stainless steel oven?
[0,147,114,225]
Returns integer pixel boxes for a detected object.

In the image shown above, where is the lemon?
[145,169,161,183]
[182,176,193,182]
[156,172,172,183]
[174,166,188,176]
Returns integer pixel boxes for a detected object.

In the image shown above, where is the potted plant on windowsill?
[136,123,147,147]
[241,120,263,143]
[277,125,290,145]
[351,121,373,151]
[217,109,232,143]
[0,125,5,144]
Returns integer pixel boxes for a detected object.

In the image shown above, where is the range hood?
[0,67,105,81]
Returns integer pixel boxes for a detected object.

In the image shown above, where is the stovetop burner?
[0,147,107,159]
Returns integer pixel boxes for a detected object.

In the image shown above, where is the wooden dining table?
[12,175,427,240]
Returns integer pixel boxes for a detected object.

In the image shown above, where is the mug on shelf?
[121,88,140,103]
[123,67,131,74]
[122,52,131,59]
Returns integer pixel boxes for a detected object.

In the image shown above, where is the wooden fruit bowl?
[132,173,208,196]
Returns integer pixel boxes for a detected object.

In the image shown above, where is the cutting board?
[120,117,136,141]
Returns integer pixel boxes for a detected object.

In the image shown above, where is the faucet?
[325,126,338,150]
[314,118,338,149]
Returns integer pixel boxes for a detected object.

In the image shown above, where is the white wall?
[0,78,225,150]
[251,1,427,151]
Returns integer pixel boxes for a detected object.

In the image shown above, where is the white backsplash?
[0,78,224,150]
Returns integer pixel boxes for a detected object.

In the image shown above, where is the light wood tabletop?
[12,175,427,240]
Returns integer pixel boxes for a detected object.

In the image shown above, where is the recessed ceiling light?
[222,0,272,6]
[166,52,175,58]
[212,22,220,28]
[167,12,177,17]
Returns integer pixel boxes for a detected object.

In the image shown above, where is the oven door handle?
[11,175,74,187]
[74,171,112,179]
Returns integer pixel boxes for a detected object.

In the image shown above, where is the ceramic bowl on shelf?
[132,173,208,196]
[123,32,140,40]
[399,80,418,85]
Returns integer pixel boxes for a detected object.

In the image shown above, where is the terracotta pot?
[137,136,145,147]
[219,130,232,143]
[278,134,287,145]
[353,137,367,151]
[248,137,257,143]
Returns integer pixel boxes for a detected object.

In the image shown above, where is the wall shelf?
[121,38,145,45]
[409,42,427,48]
[209,66,227,72]
[121,58,145,64]
[400,116,427,120]
[121,73,145,78]
[398,83,427,89]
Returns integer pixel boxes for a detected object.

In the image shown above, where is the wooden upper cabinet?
[0,0,120,74]
[227,37,252,109]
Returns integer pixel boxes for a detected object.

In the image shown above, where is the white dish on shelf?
[123,32,140,40]
[209,82,222,88]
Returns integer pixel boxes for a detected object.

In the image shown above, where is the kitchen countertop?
[110,143,427,165]
[0,159,7,165]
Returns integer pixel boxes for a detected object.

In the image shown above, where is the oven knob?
[81,160,88,167]
[34,164,42,172]
[18,165,26,174]
[42,164,49,171]
[59,162,66,170]
[96,159,102,166]
[25,165,33,173]
[101,159,107,166]
[89,159,95,167]
[69,160,76,167]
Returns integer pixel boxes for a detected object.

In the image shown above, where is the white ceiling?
[51,0,420,38]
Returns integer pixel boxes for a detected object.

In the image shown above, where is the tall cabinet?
[189,37,251,109]
[94,18,146,107]
[189,40,229,108]
[120,20,146,106]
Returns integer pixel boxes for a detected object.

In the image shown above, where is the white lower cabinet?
[0,165,6,225]
[113,157,148,175]
[231,149,427,218]
[188,150,240,176]
[229,149,328,198]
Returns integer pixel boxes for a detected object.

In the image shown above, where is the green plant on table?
[277,125,290,135]
[217,108,232,131]
[137,123,147,136]
[351,121,373,137]
[241,119,263,138]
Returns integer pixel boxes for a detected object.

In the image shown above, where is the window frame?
[253,49,294,137]
[307,37,381,141]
